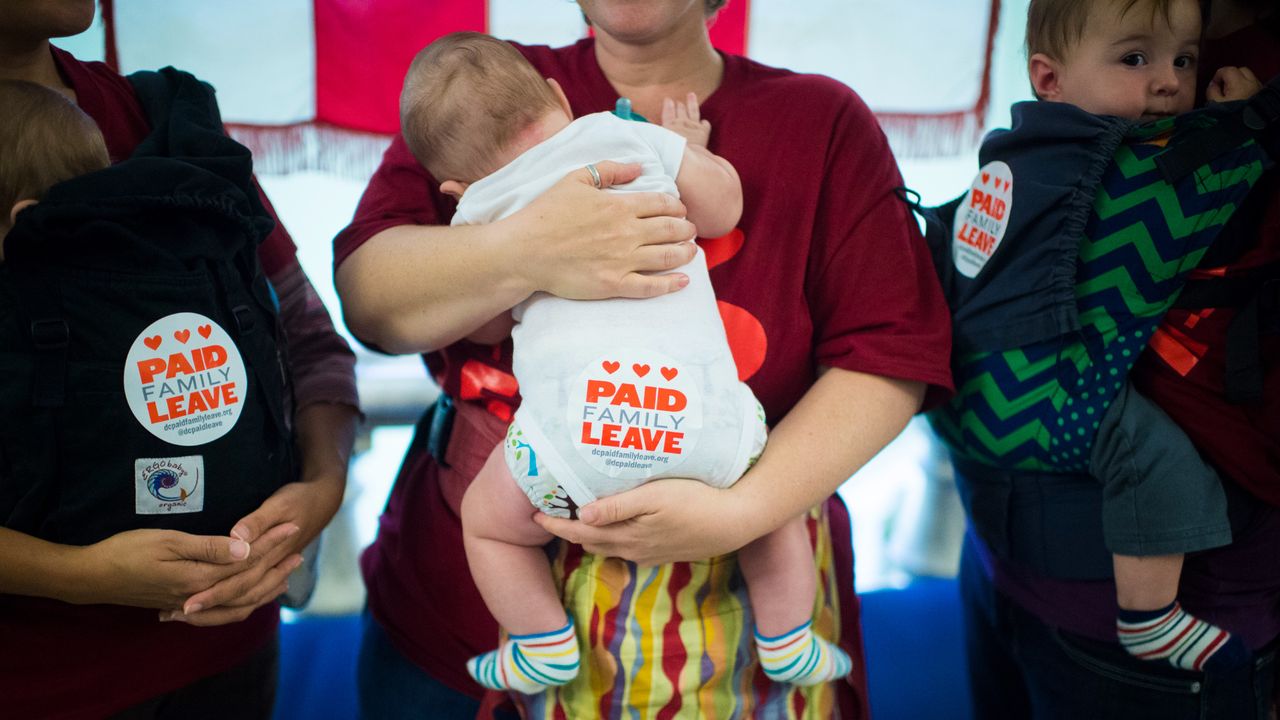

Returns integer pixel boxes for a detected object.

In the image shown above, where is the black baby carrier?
[0,68,295,545]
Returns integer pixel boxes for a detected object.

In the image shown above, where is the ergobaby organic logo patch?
[123,312,248,446]
[135,455,204,514]
[953,161,1013,278]
[568,352,702,479]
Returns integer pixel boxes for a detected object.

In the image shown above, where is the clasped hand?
[83,476,339,627]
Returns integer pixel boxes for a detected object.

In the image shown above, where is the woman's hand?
[505,160,699,301]
[169,402,355,626]
[68,529,256,609]
[339,161,698,354]
[533,479,761,565]
[165,478,332,626]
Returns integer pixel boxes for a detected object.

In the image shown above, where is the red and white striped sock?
[1117,601,1244,671]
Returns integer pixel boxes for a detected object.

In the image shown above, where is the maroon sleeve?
[806,91,954,404]
[252,178,300,277]
[332,134,452,269]
[267,260,359,412]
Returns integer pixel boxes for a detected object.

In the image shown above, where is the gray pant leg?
[1090,383,1232,556]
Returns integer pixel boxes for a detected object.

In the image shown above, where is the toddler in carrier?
[926,0,1272,671]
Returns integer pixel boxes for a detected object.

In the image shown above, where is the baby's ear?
[439,180,469,199]
[9,199,38,226]
[1028,53,1063,101]
[547,78,573,120]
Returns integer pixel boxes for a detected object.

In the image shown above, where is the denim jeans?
[959,536,1277,719]
[357,612,520,720]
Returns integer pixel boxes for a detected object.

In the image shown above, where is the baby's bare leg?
[1113,552,1246,671]
[461,444,566,636]
[738,515,816,635]
[462,444,580,693]
[739,514,851,686]
[1113,553,1181,611]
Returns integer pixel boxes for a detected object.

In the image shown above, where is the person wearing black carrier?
[1,69,299,543]
[0,5,359,716]
[0,69,303,718]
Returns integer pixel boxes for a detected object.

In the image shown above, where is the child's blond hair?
[0,80,110,213]
[400,32,562,183]
[1026,0,1203,60]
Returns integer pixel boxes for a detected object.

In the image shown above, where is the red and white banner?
[84,0,999,175]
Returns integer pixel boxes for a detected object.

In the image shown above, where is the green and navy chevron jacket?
[924,100,1270,473]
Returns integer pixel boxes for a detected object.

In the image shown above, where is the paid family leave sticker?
[568,352,702,479]
[952,160,1013,278]
[134,455,204,514]
[123,312,247,447]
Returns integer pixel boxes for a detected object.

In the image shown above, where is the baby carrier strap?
[951,457,1113,579]
[954,452,1265,581]
[1155,77,1280,184]
[1172,260,1280,405]
[1158,78,1280,405]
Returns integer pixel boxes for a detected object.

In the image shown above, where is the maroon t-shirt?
[0,48,286,719]
[338,38,953,703]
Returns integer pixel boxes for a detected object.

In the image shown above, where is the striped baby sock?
[1117,602,1248,671]
[755,620,853,686]
[467,618,580,694]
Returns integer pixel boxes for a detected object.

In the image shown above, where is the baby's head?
[400,32,571,191]
[1026,0,1203,121]
[0,80,109,249]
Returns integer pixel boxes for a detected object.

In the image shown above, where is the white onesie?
[453,112,766,514]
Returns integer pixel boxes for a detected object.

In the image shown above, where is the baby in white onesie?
[400,32,852,694]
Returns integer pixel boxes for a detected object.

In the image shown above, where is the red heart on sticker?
[144,335,162,351]
[174,329,191,344]
[197,324,212,339]
[632,363,650,377]
[982,172,990,185]
[602,360,620,374]
[661,367,678,381]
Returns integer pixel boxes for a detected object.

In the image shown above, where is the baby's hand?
[661,92,711,147]
[1206,66,1262,103]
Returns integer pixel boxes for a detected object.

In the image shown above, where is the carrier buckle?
[232,305,256,334]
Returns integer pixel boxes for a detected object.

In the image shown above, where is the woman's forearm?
[335,162,697,356]
[336,222,534,355]
[289,401,360,541]
[0,528,86,601]
[728,367,925,544]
